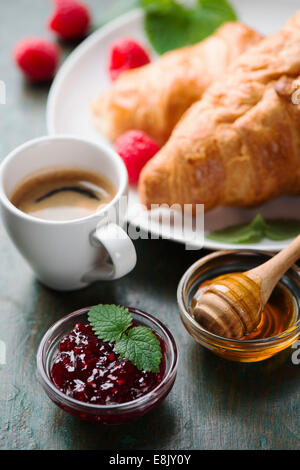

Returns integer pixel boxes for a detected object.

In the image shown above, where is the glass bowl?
[37,307,178,424]
[177,250,300,362]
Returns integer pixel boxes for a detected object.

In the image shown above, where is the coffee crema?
[10,167,116,221]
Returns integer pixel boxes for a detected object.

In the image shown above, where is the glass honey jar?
[177,250,300,362]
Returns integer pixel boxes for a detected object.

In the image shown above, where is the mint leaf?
[265,219,300,241]
[143,2,189,54]
[188,0,237,44]
[88,304,132,342]
[115,326,162,373]
[88,304,163,372]
[142,0,237,54]
[207,214,265,244]
[142,0,173,10]
[207,214,300,244]
[198,0,236,18]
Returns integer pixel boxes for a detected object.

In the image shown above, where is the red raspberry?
[115,130,160,185]
[109,38,151,81]
[13,38,60,82]
[48,0,90,40]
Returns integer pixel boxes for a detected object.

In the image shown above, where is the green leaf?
[142,0,237,54]
[143,2,190,54]
[207,214,266,244]
[88,304,163,372]
[198,0,237,19]
[188,0,237,44]
[88,304,132,343]
[265,219,300,241]
[141,0,173,10]
[115,326,162,372]
[207,214,300,244]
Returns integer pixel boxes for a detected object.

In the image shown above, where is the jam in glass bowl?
[37,307,178,424]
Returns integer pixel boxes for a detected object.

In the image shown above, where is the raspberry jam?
[50,323,165,406]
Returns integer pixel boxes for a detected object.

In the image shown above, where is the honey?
[178,251,300,362]
[241,282,297,340]
[192,274,298,340]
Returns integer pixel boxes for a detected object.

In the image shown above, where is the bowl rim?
[177,249,300,345]
[37,306,178,413]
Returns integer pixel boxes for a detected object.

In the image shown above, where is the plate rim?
[46,6,296,253]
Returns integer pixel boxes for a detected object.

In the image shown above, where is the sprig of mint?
[88,304,162,373]
[207,214,300,244]
[142,0,237,54]
[96,1,237,55]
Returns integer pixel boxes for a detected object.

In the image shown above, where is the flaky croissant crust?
[91,22,262,145]
[139,12,300,212]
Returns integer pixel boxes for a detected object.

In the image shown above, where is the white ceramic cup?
[0,136,137,291]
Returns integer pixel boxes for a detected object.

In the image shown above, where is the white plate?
[47,2,300,252]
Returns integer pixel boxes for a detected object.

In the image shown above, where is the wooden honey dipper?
[193,235,300,339]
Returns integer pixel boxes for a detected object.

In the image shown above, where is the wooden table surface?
[1,0,300,451]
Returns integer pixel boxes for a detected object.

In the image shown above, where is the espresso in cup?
[10,167,116,221]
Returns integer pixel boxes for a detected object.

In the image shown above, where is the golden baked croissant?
[139,12,300,212]
[91,22,262,145]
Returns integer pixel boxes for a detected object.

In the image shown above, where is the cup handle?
[83,223,137,282]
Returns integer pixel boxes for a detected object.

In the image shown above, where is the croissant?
[91,22,262,145]
[139,12,300,212]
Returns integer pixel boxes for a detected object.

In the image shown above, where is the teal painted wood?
[1,0,300,450]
